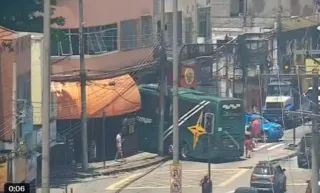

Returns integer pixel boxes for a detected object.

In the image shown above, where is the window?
[120,19,138,50]
[230,0,244,17]
[165,12,183,46]
[253,166,274,175]
[51,24,118,56]
[198,7,211,41]
[267,85,291,96]
[141,16,153,47]
[59,29,72,55]
[184,17,193,44]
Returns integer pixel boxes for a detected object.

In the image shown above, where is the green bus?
[136,84,245,160]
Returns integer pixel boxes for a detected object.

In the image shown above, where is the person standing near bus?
[244,134,253,158]
[252,118,261,146]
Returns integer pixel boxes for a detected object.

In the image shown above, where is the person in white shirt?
[115,132,124,161]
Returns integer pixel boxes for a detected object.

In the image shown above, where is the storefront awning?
[51,74,141,120]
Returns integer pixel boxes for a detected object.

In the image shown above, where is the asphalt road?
[39,124,312,193]
[105,157,310,193]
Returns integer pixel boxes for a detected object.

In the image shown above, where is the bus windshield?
[267,85,291,96]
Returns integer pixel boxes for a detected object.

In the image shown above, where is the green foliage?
[0,0,65,33]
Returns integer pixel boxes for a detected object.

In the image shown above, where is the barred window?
[120,19,138,50]
[141,16,153,47]
[51,24,118,56]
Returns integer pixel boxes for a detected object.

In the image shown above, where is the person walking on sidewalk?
[200,174,212,193]
[244,134,253,158]
[115,131,125,162]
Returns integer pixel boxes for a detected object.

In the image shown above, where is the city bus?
[136,84,245,160]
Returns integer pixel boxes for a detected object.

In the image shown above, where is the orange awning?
[51,74,141,120]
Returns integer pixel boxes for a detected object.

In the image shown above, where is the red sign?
[179,65,197,88]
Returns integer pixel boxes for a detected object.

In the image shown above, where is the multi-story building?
[51,0,156,75]
[0,26,33,187]
[211,0,317,39]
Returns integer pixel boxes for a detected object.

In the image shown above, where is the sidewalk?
[239,144,297,169]
[51,152,168,179]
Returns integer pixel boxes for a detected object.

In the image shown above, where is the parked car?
[297,133,312,168]
[245,113,284,141]
[234,187,258,193]
[250,161,286,192]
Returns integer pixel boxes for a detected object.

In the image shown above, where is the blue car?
[245,113,284,142]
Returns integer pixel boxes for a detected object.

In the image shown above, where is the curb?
[115,159,168,193]
[76,157,169,178]
[91,155,158,170]
[238,151,297,169]
[269,151,297,162]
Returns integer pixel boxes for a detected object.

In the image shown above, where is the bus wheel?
[180,143,190,160]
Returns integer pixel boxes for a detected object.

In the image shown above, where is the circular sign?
[184,68,195,85]
[171,167,181,179]
[170,180,181,192]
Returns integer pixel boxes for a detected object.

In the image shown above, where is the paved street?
[39,124,311,193]
[105,157,310,193]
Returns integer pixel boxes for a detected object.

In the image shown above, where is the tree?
[0,0,65,32]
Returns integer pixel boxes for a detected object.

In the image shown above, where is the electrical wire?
[0,36,161,164]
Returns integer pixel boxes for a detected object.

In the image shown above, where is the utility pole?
[172,0,179,164]
[242,0,247,29]
[158,0,166,157]
[311,70,319,193]
[79,0,89,171]
[102,111,106,167]
[193,0,198,43]
[225,45,229,97]
[11,62,17,183]
[276,0,283,73]
[42,0,51,191]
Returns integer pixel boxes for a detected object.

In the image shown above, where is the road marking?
[253,143,273,151]
[267,143,284,151]
[155,168,240,174]
[118,185,199,190]
[106,172,143,190]
[218,169,249,187]
[287,183,308,186]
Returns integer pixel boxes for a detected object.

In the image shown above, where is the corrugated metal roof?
[0,26,17,40]
[281,16,318,32]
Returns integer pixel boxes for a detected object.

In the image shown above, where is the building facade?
[211,0,317,39]
[0,26,34,186]
[51,0,156,74]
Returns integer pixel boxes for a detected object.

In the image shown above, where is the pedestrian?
[244,134,253,158]
[252,104,258,114]
[278,166,287,192]
[200,174,212,193]
[114,131,125,162]
[252,118,261,145]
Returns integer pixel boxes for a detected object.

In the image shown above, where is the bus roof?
[139,84,242,103]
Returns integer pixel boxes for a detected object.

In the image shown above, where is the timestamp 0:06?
[4,183,30,193]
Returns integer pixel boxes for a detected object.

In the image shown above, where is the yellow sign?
[188,111,206,149]
[0,162,8,192]
[184,68,195,85]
